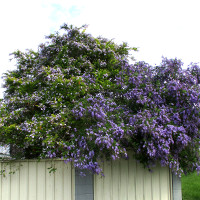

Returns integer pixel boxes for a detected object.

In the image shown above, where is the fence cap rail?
[0,158,64,163]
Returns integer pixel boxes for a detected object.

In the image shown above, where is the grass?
[182,172,200,200]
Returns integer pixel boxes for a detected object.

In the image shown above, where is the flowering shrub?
[0,24,200,175]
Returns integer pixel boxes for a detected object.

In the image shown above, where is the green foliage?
[0,24,200,176]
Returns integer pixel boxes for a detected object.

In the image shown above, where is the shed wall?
[94,157,172,200]
[0,158,172,200]
[0,160,73,200]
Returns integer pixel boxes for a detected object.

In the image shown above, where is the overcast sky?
[1,0,200,98]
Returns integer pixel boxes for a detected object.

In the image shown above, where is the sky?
[1,0,200,98]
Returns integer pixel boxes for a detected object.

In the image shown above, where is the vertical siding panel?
[55,161,64,200]
[20,162,29,200]
[37,161,46,200]
[94,163,104,200]
[112,159,120,200]
[169,170,173,200]
[94,174,104,200]
[1,162,11,200]
[63,162,72,200]
[143,168,152,200]
[160,167,170,200]
[128,157,136,200]
[103,161,112,200]
[46,160,55,200]
[10,162,20,200]
[120,159,128,200]
[28,161,37,200]
[151,166,160,200]
[71,167,75,200]
[135,162,144,200]
[0,158,173,200]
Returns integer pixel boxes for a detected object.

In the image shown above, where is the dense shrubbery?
[0,24,200,176]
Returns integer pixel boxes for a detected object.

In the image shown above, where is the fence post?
[172,174,182,200]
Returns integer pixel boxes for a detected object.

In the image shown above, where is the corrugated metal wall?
[0,158,172,200]
[95,158,172,200]
[0,160,74,200]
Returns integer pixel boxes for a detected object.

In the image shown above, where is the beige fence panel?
[94,156,172,200]
[10,162,20,200]
[1,162,11,200]
[20,161,29,200]
[160,166,171,200]
[0,160,73,200]
[0,158,172,200]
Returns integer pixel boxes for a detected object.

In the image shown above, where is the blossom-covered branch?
[0,24,200,176]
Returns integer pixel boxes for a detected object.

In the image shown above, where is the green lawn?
[182,172,200,200]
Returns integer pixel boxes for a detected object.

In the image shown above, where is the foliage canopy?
[1,24,200,175]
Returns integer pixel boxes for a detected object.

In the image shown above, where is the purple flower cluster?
[1,24,200,176]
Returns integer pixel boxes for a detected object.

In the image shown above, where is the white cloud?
[68,0,200,66]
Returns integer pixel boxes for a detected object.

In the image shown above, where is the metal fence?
[0,158,172,200]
